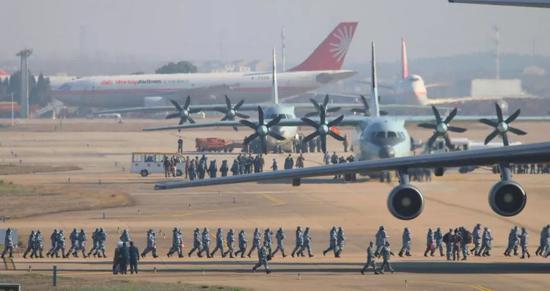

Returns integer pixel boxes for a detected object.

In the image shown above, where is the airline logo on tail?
[401,38,409,79]
[289,22,358,72]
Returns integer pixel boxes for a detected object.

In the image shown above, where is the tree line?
[0,71,51,106]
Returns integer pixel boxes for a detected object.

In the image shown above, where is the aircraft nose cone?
[379,146,395,159]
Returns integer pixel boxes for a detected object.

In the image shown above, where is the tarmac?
[0,118,549,290]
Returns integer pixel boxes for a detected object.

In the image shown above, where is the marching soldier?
[46,229,58,258]
[120,229,131,243]
[272,227,286,258]
[424,228,435,257]
[375,226,388,257]
[66,228,79,257]
[23,230,35,259]
[398,227,412,257]
[247,228,261,258]
[31,230,44,258]
[376,241,395,274]
[198,228,211,258]
[434,227,444,257]
[361,241,376,275]
[141,229,158,258]
[220,160,229,177]
[210,228,226,258]
[263,228,273,257]
[224,229,235,258]
[77,229,87,258]
[291,226,304,257]
[167,227,184,258]
[323,226,338,257]
[1,228,15,259]
[480,227,493,256]
[471,224,482,256]
[302,227,314,257]
[188,228,203,258]
[336,227,345,257]
[235,230,248,258]
[520,227,531,259]
[252,245,271,274]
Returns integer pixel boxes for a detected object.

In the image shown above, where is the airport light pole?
[10,93,14,127]
[16,49,32,119]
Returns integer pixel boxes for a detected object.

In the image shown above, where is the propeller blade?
[444,108,458,124]
[360,95,369,109]
[427,134,438,149]
[309,98,321,111]
[495,102,503,122]
[188,108,201,114]
[244,133,258,145]
[447,126,467,133]
[302,131,319,143]
[443,134,453,148]
[239,119,257,129]
[418,123,436,129]
[170,99,182,111]
[479,118,498,127]
[234,99,245,110]
[432,106,442,123]
[502,133,510,146]
[268,131,286,141]
[320,134,327,153]
[258,106,264,124]
[301,117,319,128]
[266,114,283,127]
[484,130,499,145]
[235,112,250,119]
[320,105,326,124]
[224,95,231,109]
[232,126,239,132]
[187,116,196,124]
[327,106,342,113]
[508,126,527,136]
[260,136,268,154]
[184,96,191,108]
[178,117,186,125]
[328,130,346,141]
[323,94,330,108]
[327,115,344,127]
[304,112,319,117]
[220,116,228,121]
[505,109,521,124]
[165,112,179,119]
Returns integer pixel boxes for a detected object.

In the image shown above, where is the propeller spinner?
[480,103,526,146]
[418,106,466,149]
[301,104,345,153]
[240,106,285,154]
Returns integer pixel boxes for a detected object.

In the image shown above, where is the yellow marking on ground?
[260,193,286,206]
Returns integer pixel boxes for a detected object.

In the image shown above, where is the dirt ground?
[0,118,549,291]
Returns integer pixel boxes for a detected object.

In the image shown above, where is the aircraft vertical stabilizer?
[272,48,279,105]
[371,42,381,117]
[288,22,358,71]
[401,38,409,80]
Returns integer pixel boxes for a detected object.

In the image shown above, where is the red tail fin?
[401,38,409,79]
[288,22,358,72]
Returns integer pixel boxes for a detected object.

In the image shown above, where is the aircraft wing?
[449,0,550,8]
[404,115,550,123]
[422,95,541,106]
[143,116,366,132]
[154,142,550,189]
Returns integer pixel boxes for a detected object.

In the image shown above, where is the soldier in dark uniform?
[177,138,183,154]
[207,160,218,178]
[129,241,140,274]
[23,230,35,259]
[361,241,376,275]
[231,159,240,176]
[119,242,130,274]
[235,230,248,258]
[188,228,203,258]
[220,160,229,177]
[271,159,278,171]
[188,160,197,180]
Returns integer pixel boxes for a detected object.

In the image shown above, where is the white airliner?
[449,0,550,8]
[362,38,537,107]
[53,22,358,109]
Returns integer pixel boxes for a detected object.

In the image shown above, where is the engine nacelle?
[387,185,424,220]
[488,181,526,217]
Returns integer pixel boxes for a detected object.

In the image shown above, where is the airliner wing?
[154,142,550,190]
[143,116,366,132]
[449,0,550,8]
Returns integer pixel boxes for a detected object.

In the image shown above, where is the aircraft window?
[387,131,397,138]
[375,132,385,139]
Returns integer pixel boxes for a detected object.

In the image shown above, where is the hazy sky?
[2,0,550,65]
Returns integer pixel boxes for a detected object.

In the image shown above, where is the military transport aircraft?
[144,41,550,222]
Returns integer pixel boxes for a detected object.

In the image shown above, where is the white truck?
[131,152,185,177]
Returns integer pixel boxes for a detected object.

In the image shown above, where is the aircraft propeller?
[480,102,526,146]
[350,95,370,116]
[305,94,341,117]
[240,106,285,154]
[216,95,250,121]
[418,105,467,149]
[166,96,201,125]
[301,104,345,153]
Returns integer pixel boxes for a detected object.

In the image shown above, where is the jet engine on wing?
[488,181,526,216]
[387,185,424,220]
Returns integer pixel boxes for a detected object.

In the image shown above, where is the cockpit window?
[374,132,385,139]
[387,131,397,138]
